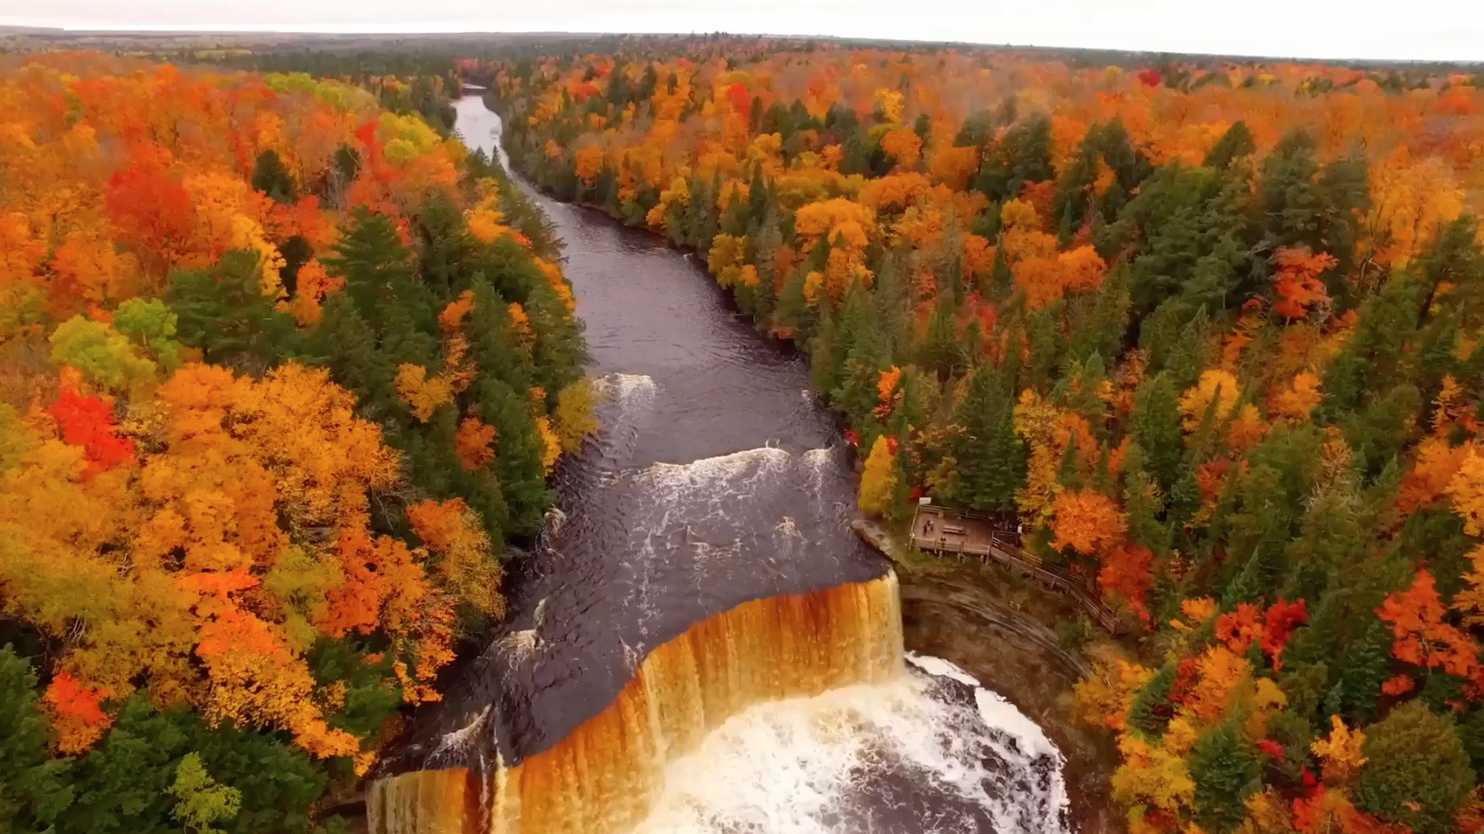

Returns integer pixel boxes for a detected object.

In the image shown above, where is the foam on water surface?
[631,656,1068,834]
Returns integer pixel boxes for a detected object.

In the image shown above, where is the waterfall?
[368,574,905,834]
[389,95,1072,834]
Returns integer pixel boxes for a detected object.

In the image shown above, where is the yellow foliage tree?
[1269,371,1322,421]
[453,415,497,470]
[1448,445,1484,536]
[858,435,897,517]
[407,498,505,620]
[394,363,454,423]
[1184,645,1252,721]
[1178,369,1241,432]
[1014,389,1065,521]
[1310,714,1367,785]
[1111,734,1196,817]
[553,379,599,454]
[535,415,561,473]
[1366,147,1465,268]
[880,126,923,169]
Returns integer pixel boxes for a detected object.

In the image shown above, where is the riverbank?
[364,92,1085,834]
[854,520,1119,834]
[484,93,1118,833]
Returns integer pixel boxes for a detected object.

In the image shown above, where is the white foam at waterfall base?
[630,660,1069,834]
[906,653,1059,759]
[909,653,1071,828]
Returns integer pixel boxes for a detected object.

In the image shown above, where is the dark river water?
[379,94,1070,834]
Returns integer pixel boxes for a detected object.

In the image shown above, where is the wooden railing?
[909,506,1126,634]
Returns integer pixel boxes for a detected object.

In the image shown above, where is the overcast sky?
[4,0,1483,63]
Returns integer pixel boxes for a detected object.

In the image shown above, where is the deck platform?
[908,503,1125,634]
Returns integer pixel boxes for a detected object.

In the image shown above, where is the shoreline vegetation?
[1,54,591,834]
[487,37,1484,834]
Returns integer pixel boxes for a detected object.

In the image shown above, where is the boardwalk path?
[905,505,1125,634]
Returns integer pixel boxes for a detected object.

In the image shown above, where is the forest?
[0,53,588,832]
[492,40,1484,834]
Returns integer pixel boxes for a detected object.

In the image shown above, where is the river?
[367,92,1072,834]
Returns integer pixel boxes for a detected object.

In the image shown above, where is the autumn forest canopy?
[0,52,589,833]
[4,31,1484,834]
[493,39,1484,834]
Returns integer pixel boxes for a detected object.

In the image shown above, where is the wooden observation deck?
[908,503,1126,634]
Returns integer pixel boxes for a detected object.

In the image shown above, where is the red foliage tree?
[48,387,135,474]
[104,147,194,263]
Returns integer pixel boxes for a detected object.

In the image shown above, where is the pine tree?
[166,251,299,367]
[1189,722,1260,832]
[0,646,74,834]
[953,365,1025,513]
[1123,457,1170,554]
[1131,373,1183,492]
[919,300,964,383]
[474,377,548,537]
[1203,121,1255,169]
[1332,619,1392,723]
[309,294,393,417]
[250,150,296,204]
[1320,274,1423,427]
[1127,662,1176,736]
[60,697,327,834]
[414,192,478,297]
[747,167,770,225]
[975,114,1052,201]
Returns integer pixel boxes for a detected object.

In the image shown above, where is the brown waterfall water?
[366,93,1070,834]
[371,574,903,834]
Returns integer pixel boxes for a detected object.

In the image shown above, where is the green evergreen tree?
[166,251,299,368]
[474,376,548,537]
[1189,722,1261,832]
[59,697,326,834]
[1202,121,1255,169]
[324,208,418,314]
[250,149,296,204]
[975,114,1052,201]
[952,365,1025,512]
[918,298,965,382]
[1355,702,1474,834]
[413,191,479,296]
[1122,455,1171,553]
[0,646,73,834]
[1127,661,1176,736]
[1130,373,1183,492]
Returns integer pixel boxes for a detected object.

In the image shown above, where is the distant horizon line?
[3,22,1482,66]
